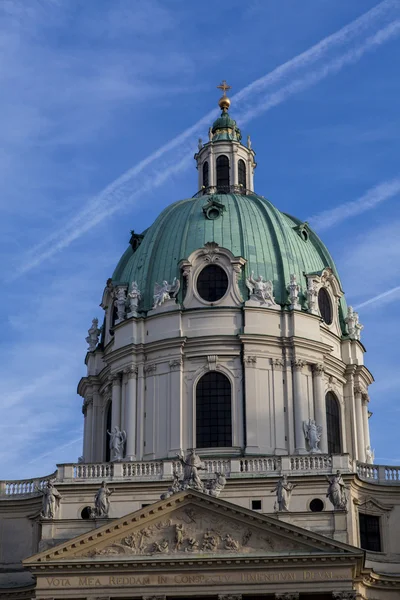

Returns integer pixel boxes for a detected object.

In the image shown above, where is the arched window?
[105,402,112,461]
[318,287,333,324]
[238,159,246,188]
[202,161,209,188]
[196,372,232,448]
[216,155,230,189]
[326,392,341,454]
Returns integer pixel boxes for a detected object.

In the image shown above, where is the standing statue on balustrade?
[36,480,62,519]
[107,426,126,461]
[326,470,347,510]
[271,475,296,512]
[177,449,206,491]
[94,481,113,517]
[303,419,323,453]
[86,318,101,351]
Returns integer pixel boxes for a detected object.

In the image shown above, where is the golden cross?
[217,80,231,96]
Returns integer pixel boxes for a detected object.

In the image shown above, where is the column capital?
[169,358,183,371]
[361,391,370,404]
[275,594,299,600]
[332,592,356,600]
[312,362,324,375]
[292,359,305,371]
[109,372,121,386]
[144,363,157,374]
[245,355,257,366]
[270,357,285,369]
[124,366,138,379]
[218,595,242,600]
[353,384,363,396]
[143,596,166,600]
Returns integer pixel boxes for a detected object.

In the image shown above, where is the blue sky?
[1,0,400,480]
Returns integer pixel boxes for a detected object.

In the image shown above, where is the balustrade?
[290,455,332,472]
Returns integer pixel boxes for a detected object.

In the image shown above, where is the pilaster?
[354,384,365,463]
[312,363,328,453]
[292,359,307,454]
[124,366,138,460]
[271,358,287,454]
[110,373,122,433]
[168,358,183,457]
[362,391,371,453]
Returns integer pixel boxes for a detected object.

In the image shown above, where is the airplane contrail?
[309,177,400,231]
[14,0,400,277]
[354,286,400,310]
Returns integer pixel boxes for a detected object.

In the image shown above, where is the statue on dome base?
[114,287,127,322]
[152,277,180,309]
[366,446,375,464]
[127,281,141,316]
[303,419,323,453]
[345,306,363,341]
[326,470,347,510]
[94,481,113,518]
[36,480,62,519]
[288,274,301,310]
[107,426,126,461]
[271,475,296,512]
[245,271,278,308]
[306,278,319,315]
[86,317,101,352]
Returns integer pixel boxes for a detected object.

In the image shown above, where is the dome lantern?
[194,81,256,194]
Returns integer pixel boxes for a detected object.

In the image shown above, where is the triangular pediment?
[24,490,361,565]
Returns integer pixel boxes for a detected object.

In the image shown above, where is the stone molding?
[245,356,257,366]
[353,384,364,396]
[219,595,242,600]
[144,363,157,374]
[332,593,356,600]
[207,355,218,371]
[270,358,285,369]
[143,596,166,600]
[275,594,299,600]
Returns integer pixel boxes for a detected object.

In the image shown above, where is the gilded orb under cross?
[217,80,231,111]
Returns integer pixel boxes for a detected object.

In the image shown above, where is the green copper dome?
[112,192,347,330]
[211,111,242,142]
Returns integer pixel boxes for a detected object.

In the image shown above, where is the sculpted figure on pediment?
[206,471,226,497]
[185,537,199,552]
[202,529,219,552]
[36,480,62,519]
[224,532,240,551]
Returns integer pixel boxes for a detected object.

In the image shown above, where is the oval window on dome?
[197,265,228,302]
[318,287,332,324]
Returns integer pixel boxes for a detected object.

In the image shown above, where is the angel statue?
[152,277,180,309]
[245,272,277,307]
[86,318,101,352]
[288,274,300,309]
[345,306,363,341]
[107,426,126,461]
[303,419,322,453]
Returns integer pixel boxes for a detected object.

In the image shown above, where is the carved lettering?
[46,578,71,587]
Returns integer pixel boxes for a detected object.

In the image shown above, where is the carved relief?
[169,359,183,370]
[144,363,157,374]
[80,505,303,558]
[245,355,257,366]
[207,355,218,371]
[292,359,305,371]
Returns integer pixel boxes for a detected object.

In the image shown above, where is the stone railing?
[357,462,400,484]
[0,472,56,497]
[4,457,400,497]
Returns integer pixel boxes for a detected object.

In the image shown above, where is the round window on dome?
[318,287,333,325]
[197,265,228,302]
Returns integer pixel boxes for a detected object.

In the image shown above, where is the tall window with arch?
[196,372,232,448]
[202,161,209,188]
[105,401,112,461]
[325,392,341,454]
[216,155,230,189]
[238,159,246,188]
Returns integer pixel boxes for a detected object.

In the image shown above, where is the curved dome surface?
[113,192,346,326]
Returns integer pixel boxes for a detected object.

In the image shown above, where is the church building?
[1,83,400,600]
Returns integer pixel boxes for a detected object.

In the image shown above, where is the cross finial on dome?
[217,80,231,112]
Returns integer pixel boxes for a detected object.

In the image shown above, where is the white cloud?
[309,177,400,231]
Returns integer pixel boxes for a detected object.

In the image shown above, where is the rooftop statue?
[36,481,62,519]
[288,274,301,310]
[114,287,127,321]
[127,281,141,314]
[271,475,296,512]
[107,426,126,462]
[246,271,278,307]
[326,470,347,510]
[86,317,101,352]
[94,481,113,518]
[303,419,323,453]
[345,306,363,341]
[152,277,180,309]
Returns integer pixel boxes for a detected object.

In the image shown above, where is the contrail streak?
[309,177,400,231]
[14,0,400,277]
[354,286,400,310]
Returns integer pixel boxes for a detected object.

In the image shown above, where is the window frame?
[202,161,209,189]
[318,286,333,325]
[359,512,382,552]
[326,391,342,454]
[238,158,246,188]
[216,154,230,190]
[196,264,229,303]
[196,371,233,449]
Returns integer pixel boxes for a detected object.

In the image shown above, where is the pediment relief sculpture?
[80,505,306,558]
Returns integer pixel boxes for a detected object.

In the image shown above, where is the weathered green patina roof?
[112,192,347,330]
[211,110,242,142]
